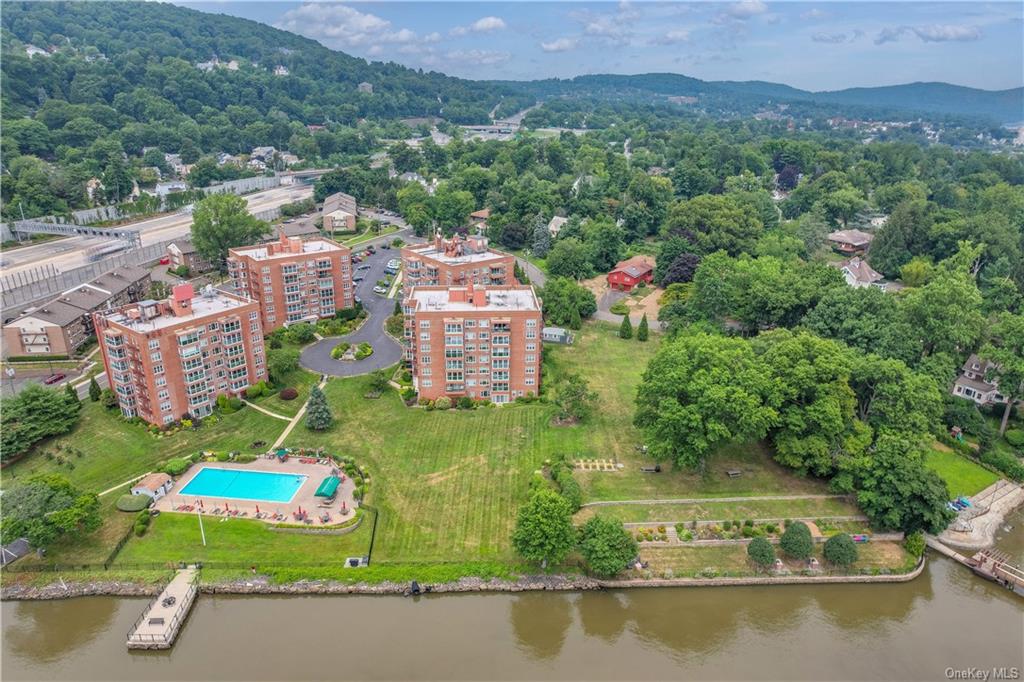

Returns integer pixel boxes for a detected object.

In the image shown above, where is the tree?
[779,521,814,560]
[369,369,391,394]
[546,238,593,280]
[511,489,575,568]
[0,474,100,547]
[540,278,596,327]
[266,348,300,385]
[190,193,267,269]
[979,313,1024,435]
[88,376,101,402]
[661,253,701,286]
[868,200,932,278]
[304,386,333,431]
[899,257,933,288]
[100,388,118,409]
[818,188,866,228]
[637,313,649,342]
[634,333,779,471]
[531,220,552,258]
[578,516,638,578]
[555,374,598,423]
[902,272,984,357]
[431,184,475,230]
[747,536,775,569]
[619,315,633,339]
[823,533,858,567]
[802,286,922,365]
[0,384,82,463]
[662,195,762,256]
[585,218,625,272]
[64,383,80,407]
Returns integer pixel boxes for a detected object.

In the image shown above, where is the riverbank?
[1,556,926,601]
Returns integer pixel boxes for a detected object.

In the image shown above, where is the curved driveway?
[300,228,410,377]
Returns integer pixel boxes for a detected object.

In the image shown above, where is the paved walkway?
[98,472,152,497]
[515,257,546,287]
[271,377,327,450]
[581,494,853,508]
[241,400,291,422]
[300,247,403,377]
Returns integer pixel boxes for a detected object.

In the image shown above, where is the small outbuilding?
[541,327,574,345]
[131,473,174,501]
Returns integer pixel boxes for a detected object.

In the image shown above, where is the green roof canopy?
[314,476,340,498]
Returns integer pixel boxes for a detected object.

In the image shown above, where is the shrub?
[780,521,814,560]
[980,449,1024,481]
[401,370,413,383]
[134,519,150,537]
[245,384,263,399]
[904,531,926,558]
[434,396,452,410]
[609,301,629,315]
[424,400,436,411]
[578,516,638,578]
[743,519,754,527]
[400,387,417,402]
[228,397,243,411]
[723,520,732,531]
[555,471,582,512]
[279,387,299,400]
[330,342,351,359]
[116,494,151,512]
[457,396,474,410]
[215,451,231,462]
[747,536,775,568]
[823,533,859,567]
[236,454,257,463]
[1005,429,1024,447]
[100,389,119,409]
[163,458,192,476]
[354,342,373,360]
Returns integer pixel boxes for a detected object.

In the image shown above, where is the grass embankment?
[636,541,916,578]
[924,444,999,497]
[246,367,319,418]
[341,223,401,247]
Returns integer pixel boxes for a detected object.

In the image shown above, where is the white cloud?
[874,24,982,45]
[656,29,691,45]
[274,4,420,48]
[450,16,507,37]
[540,37,579,53]
[445,49,511,65]
[727,1,768,19]
[811,32,848,44]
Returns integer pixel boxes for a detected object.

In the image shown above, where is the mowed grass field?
[574,496,862,524]
[246,366,319,418]
[924,444,1000,497]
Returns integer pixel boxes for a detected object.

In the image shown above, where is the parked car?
[380,243,391,250]
[373,285,388,295]
[367,246,376,254]
[386,259,401,269]
[43,373,66,385]
[357,264,371,271]
[353,276,364,283]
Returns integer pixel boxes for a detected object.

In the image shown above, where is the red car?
[43,373,66,385]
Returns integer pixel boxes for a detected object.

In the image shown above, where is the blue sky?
[180,2,1023,90]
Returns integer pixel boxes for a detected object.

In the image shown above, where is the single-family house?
[273,65,290,76]
[275,222,321,240]
[131,472,174,501]
[1,538,31,568]
[251,146,276,162]
[24,44,49,58]
[548,216,568,237]
[542,327,574,344]
[835,257,884,289]
[278,152,300,167]
[952,354,1008,406]
[470,209,490,229]
[607,255,655,292]
[217,152,240,166]
[358,82,374,94]
[828,229,874,255]
[154,181,188,197]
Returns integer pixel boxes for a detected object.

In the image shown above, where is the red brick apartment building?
[401,232,515,295]
[404,283,542,404]
[227,234,353,332]
[94,284,266,425]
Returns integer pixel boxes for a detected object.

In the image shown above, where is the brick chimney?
[170,283,194,316]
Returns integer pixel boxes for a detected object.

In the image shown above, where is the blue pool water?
[179,468,307,503]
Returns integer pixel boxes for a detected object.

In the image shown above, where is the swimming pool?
[179,468,307,503]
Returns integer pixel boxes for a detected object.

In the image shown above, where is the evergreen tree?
[88,377,101,402]
[747,536,775,569]
[619,315,633,339]
[393,297,402,316]
[568,306,582,331]
[64,383,80,407]
[304,386,333,431]
[636,313,649,341]
[531,220,552,258]
[780,521,814,559]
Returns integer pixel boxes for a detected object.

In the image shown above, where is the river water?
[3,519,1022,681]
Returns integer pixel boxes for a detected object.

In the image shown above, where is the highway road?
[1,184,312,279]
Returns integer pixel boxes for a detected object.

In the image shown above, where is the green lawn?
[3,402,287,495]
[114,513,372,569]
[247,367,319,418]
[543,324,830,502]
[575,496,862,524]
[925,445,1000,497]
[341,223,401,247]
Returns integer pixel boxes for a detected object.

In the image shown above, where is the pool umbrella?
[225,502,229,511]
[256,504,260,515]
[199,499,204,509]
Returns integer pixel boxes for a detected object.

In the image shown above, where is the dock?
[926,537,1024,597]
[126,566,199,649]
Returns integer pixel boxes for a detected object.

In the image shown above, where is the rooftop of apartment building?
[408,283,539,313]
[230,234,347,261]
[99,284,252,333]
[405,232,509,266]
[5,265,150,326]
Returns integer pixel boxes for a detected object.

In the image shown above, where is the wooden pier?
[126,566,199,649]
[926,537,1024,597]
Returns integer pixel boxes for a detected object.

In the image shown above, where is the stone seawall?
[2,558,925,601]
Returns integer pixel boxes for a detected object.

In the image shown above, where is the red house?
[607,256,655,292]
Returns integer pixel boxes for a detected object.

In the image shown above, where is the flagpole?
[197,507,207,546]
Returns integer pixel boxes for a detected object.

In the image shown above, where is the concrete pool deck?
[155,458,358,525]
